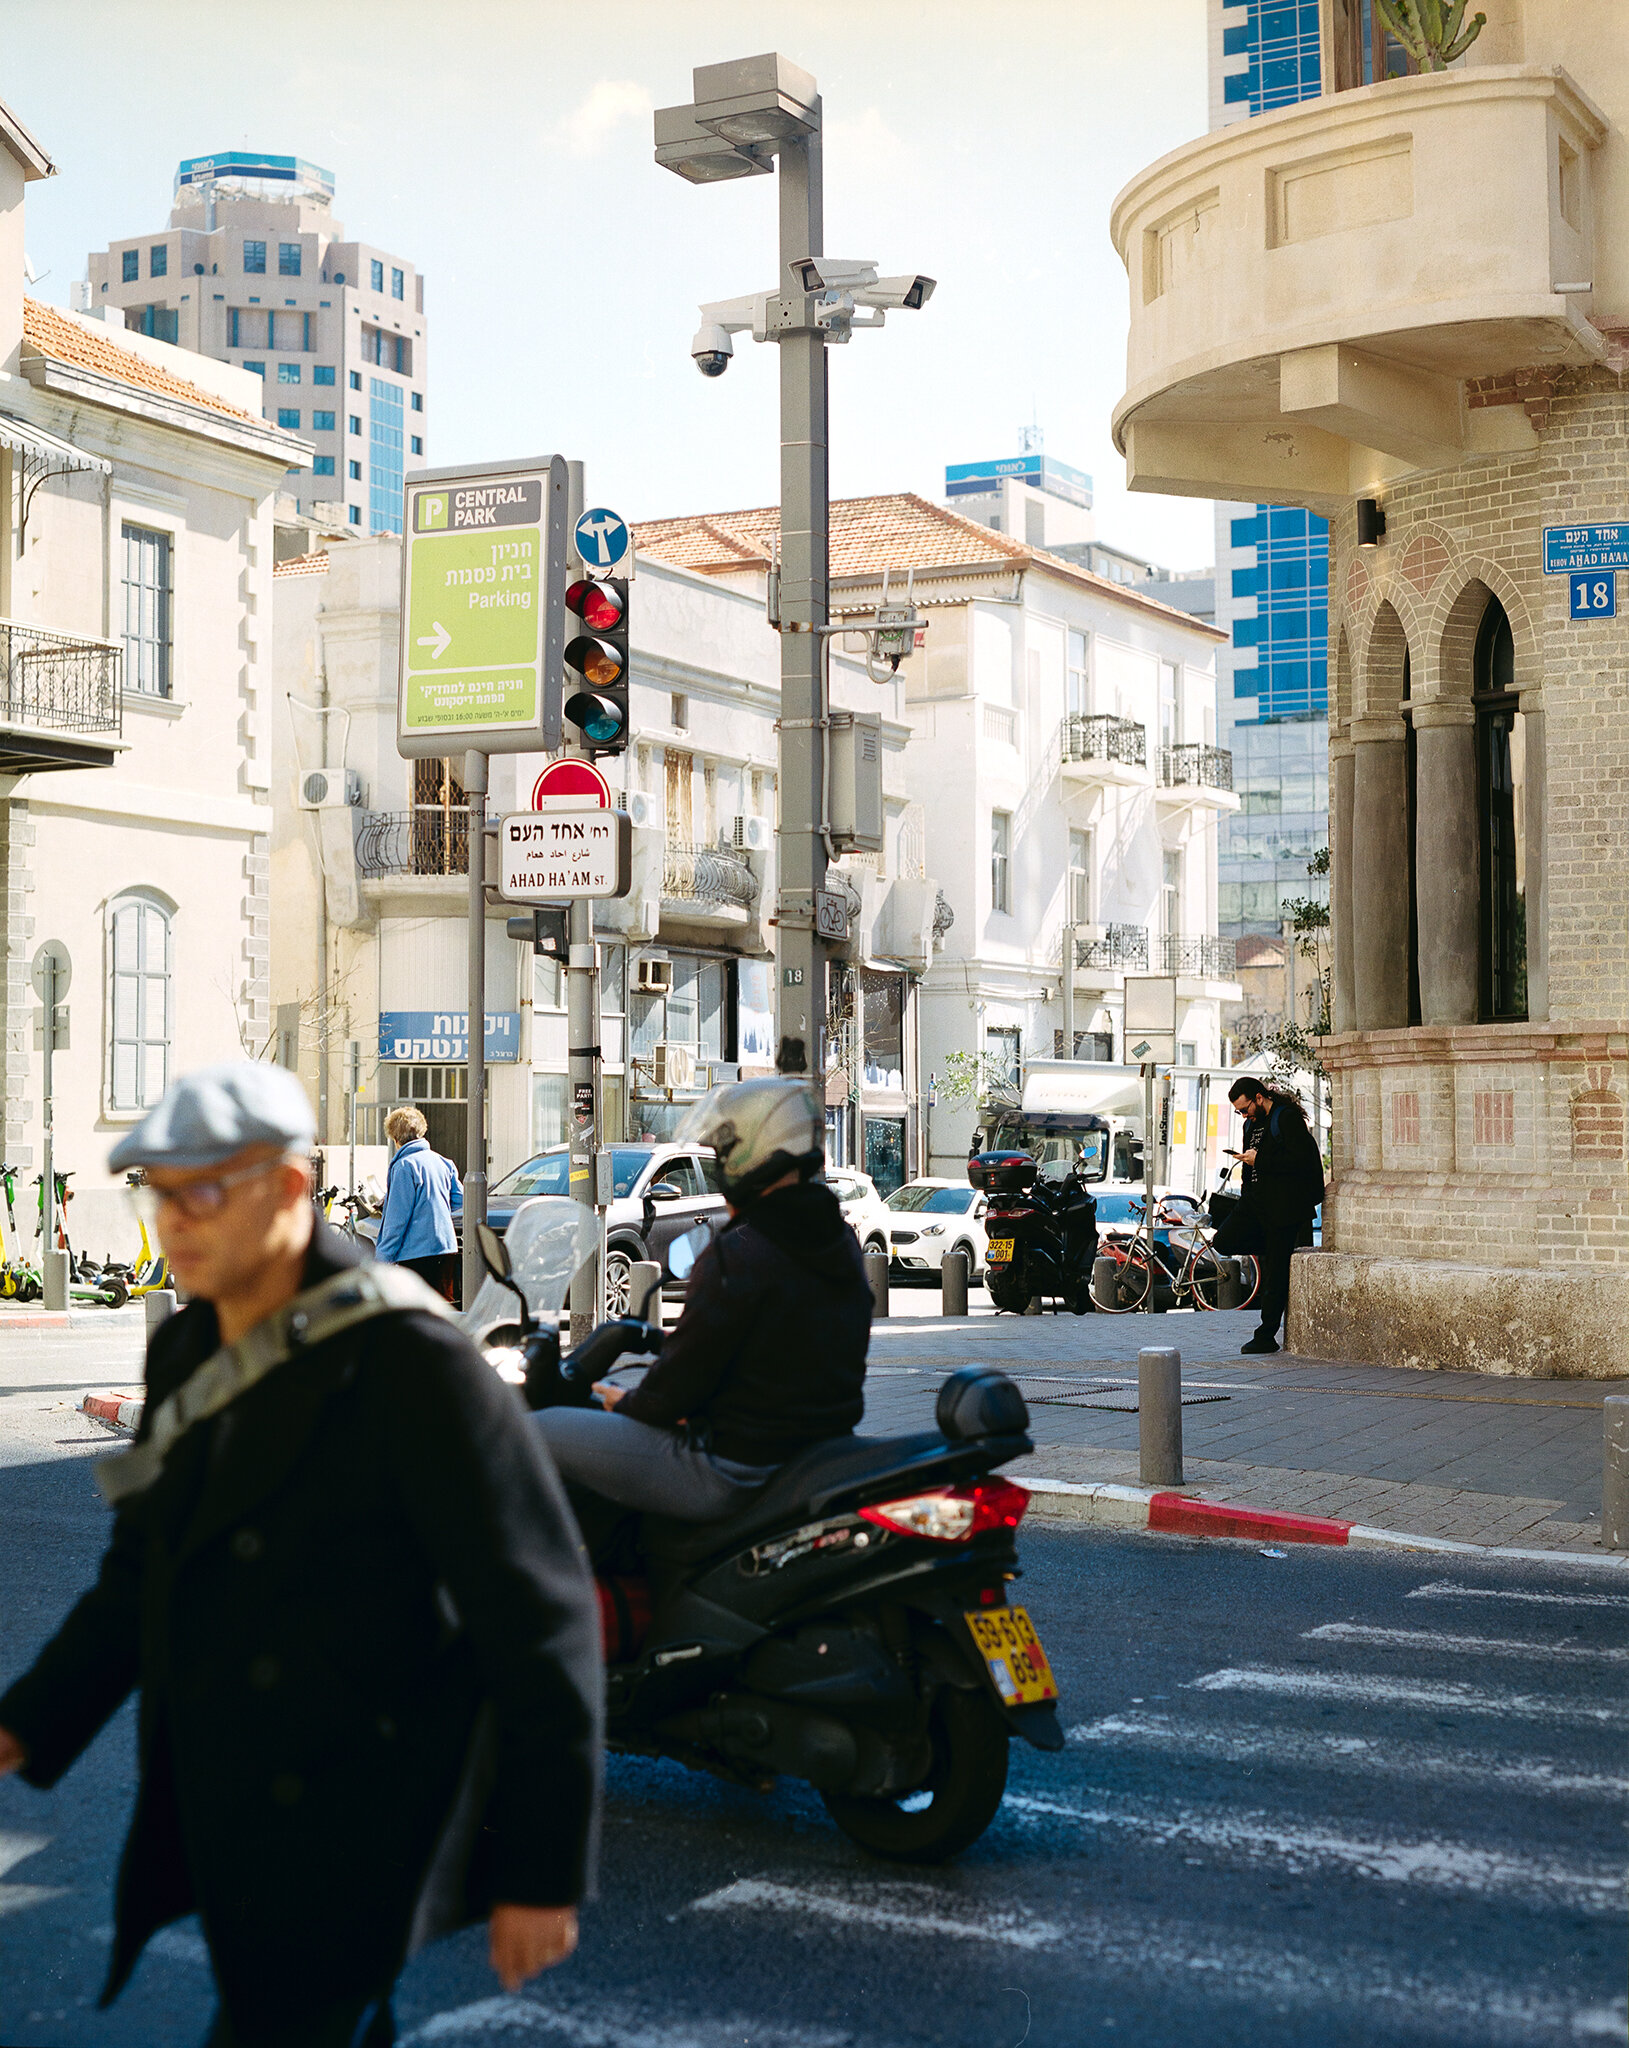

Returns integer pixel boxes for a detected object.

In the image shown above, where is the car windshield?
[493,1146,653,1201]
[886,1184,974,1215]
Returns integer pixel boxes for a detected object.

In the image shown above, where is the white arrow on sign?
[416,620,452,660]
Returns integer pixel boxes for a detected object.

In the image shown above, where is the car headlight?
[920,1222,946,1237]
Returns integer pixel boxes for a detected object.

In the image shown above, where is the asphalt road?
[2,1412,1625,2048]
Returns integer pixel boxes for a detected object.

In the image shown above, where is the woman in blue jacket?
[376,1106,463,1300]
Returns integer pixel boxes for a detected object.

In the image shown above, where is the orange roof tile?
[22,299,259,423]
[273,550,332,578]
[634,492,1223,635]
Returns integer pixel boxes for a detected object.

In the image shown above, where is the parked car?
[486,1141,728,1315]
[822,1168,893,1258]
[884,1178,989,1283]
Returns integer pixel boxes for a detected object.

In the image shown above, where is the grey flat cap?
[108,1062,317,1172]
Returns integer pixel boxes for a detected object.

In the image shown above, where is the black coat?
[0,1225,602,2033]
[1241,1102,1325,1233]
[617,1180,871,1465]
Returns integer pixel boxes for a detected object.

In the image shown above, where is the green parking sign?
[396,457,570,757]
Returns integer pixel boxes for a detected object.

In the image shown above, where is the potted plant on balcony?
[1374,0,1485,71]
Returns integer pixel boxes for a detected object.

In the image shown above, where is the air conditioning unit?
[635,956,673,995]
[299,767,364,810]
[733,814,772,852]
[625,789,662,831]
[651,1042,695,1091]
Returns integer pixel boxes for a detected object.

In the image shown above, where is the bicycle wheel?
[1191,1249,1261,1310]
[1092,1243,1155,1314]
[1233,1253,1261,1308]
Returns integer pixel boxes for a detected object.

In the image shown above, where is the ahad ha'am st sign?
[499,807,631,901]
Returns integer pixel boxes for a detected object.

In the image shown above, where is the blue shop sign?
[378,1011,521,1063]
[1543,523,1629,575]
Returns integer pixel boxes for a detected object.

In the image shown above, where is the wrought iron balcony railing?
[1062,713,1146,770]
[1155,933,1238,978]
[1158,743,1233,791]
[356,805,470,878]
[662,841,758,913]
[1076,923,1149,972]
[0,617,122,736]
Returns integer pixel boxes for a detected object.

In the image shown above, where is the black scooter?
[969,1151,1099,1315]
[474,1221,1063,1863]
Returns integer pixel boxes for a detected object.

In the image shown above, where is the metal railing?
[1158,742,1233,791]
[1062,713,1145,770]
[356,805,470,877]
[0,618,122,736]
[662,841,758,913]
[1076,923,1149,971]
[1155,933,1238,978]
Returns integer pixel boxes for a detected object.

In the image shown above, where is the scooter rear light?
[859,1477,1031,1543]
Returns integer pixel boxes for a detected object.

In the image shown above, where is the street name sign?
[573,506,630,570]
[397,456,570,758]
[499,809,632,900]
[1543,523,1629,575]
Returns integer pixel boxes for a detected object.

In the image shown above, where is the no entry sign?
[531,759,611,810]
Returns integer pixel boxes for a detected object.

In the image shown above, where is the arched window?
[1474,597,1526,1021]
[108,894,173,1112]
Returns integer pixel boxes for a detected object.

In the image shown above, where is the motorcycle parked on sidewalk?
[968,1150,1099,1315]
[466,1200,1064,1863]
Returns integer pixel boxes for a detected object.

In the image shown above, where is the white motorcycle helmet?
[676,1076,825,1203]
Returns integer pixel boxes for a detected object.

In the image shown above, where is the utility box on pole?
[828,710,884,852]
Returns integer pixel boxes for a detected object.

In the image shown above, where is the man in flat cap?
[0,1062,601,2047]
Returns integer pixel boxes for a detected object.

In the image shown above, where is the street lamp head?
[654,103,772,184]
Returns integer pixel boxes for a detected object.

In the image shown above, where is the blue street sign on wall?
[1543,524,1629,574]
[378,1012,521,1063]
[1569,570,1617,620]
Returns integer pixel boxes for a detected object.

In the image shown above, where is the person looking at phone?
[1214,1076,1325,1355]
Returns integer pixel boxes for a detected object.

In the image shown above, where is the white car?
[823,1168,893,1259]
[884,1178,989,1282]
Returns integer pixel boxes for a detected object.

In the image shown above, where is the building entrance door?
[387,1062,469,1175]
[864,1115,906,1198]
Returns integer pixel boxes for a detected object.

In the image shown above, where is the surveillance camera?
[854,273,937,312]
[797,257,879,292]
[691,321,734,377]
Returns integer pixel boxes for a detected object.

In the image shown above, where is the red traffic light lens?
[566,579,625,633]
[565,635,624,688]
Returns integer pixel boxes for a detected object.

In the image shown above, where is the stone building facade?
[1109,2,1629,1375]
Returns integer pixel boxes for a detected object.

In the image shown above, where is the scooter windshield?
[458,1196,599,1340]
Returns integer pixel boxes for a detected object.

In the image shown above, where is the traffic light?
[506,908,569,958]
[563,576,630,755]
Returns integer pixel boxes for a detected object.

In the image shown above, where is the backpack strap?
[97,1264,451,1508]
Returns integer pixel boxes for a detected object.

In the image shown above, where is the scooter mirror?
[667,1222,711,1282]
[476,1221,511,1281]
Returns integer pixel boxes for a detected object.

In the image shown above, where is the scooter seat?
[639,1428,968,1564]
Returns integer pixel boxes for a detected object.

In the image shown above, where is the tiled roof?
[22,300,258,423]
[273,550,332,578]
[634,492,1224,635]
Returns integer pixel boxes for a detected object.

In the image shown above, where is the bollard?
[1092,1254,1118,1312]
[144,1288,177,1335]
[940,1249,969,1317]
[1216,1256,1244,1310]
[626,1260,663,1324]
[1605,1396,1629,1550]
[1139,1344,1183,1486]
[1023,1294,1043,1316]
[43,1248,69,1313]
[863,1247,890,1320]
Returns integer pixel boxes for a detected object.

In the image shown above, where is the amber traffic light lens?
[565,635,624,688]
[566,579,625,633]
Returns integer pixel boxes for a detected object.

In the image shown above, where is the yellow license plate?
[964,1605,1058,1706]
[986,1238,1014,1263]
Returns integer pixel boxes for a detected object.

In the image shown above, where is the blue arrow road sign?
[574,507,630,569]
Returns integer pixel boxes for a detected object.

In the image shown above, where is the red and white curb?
[82,1393,143,1432]
[1021,1476,1626,1569]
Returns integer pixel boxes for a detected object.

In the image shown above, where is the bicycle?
[1091,1196,1260,1315]
[319,1186,379,1256]
[97,1171,172,1297]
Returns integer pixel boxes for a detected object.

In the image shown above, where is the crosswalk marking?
[0,1833,66,1919]
[1304,1621,1629,1665]
[1407,1578,1629,1611]
[1188,1665,1629,1726]
[402,1993,860,2045]
[1065,1710,1629,1796]
[688,1877,1064,1950]
[1002,1793,1619,1908]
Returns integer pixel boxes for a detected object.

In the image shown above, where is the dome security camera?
[691,322,734,377]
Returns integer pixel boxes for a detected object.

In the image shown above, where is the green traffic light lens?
[564,689,626,745]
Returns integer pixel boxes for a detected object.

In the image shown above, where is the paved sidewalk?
[862,1291,1622,1555]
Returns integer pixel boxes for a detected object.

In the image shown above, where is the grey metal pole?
[1604,1395,1629,1550]
[1062,923,1075,1060]
[40,955,64,1311]
[1141,1060,1157,1312]
[563,459,601,1344]
[461,749,489,1310]
[346,1039,359,1198]
[773,115,829,1081]
[1139,1344,1183,1485]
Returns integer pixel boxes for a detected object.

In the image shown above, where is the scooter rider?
[535,1078,872,1550]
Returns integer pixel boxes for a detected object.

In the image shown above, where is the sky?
[1,0,1215,568]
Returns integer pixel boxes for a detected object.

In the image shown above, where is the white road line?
[1187,1665,1629,1727]
[1065,1711,1629,1796]
[1408,1578,1629,1611]
[402,1994,859,2046]
[0,1833,66,1917]
[1002,1793,1619,1908]
[687,1876,1064,1950]
[1304,1622,1629,1665]
[0,1833,49,1881]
